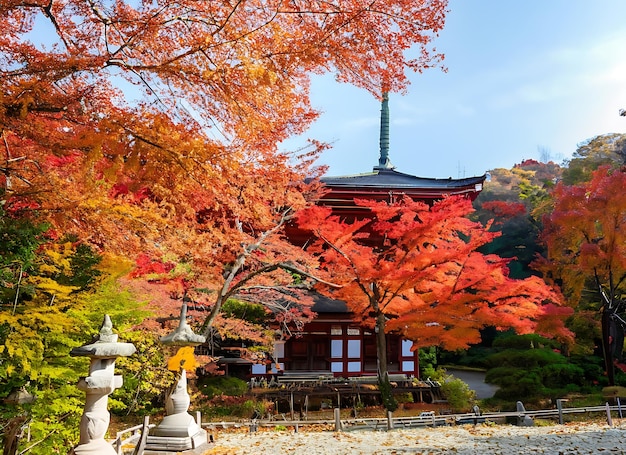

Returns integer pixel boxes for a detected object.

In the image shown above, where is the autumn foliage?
[1,1,453,450]
[537,166,626,384]
[538,166,626,305]
[1,0,449,226]
[296,195,569,354]
[1,0,450,330]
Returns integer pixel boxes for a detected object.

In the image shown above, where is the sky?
[282,1,626,179]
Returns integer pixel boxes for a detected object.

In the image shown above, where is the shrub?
[201,395,272,419]
[394,392,414,404]
[421,365,447,383]
[569,355,604,381]
[541,363,585,389]
[419,347,438,373]
[441,377,476,412]
[422,366,475,412]
[484,348,565,369]
[483,344,590,403]
[492,333,558,351]
[198,376,248,399]
[378,377,398,412]
[485,367,526,389]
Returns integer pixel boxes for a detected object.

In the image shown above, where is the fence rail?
[110,402,625,453]
[111,418,155,455]
[202,402,626,432]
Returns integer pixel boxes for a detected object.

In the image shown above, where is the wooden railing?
[109,401,625,453]
[203,400,626,432]
[110,417,154,455]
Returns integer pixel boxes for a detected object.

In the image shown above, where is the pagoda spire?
[374,92,395,170]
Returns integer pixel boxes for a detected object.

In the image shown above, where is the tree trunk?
[375,310,397,411]
[375,311,388,380]
[601,309,616,386]
[2,416,27,455]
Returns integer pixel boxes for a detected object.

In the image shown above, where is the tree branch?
[200,208,323,336]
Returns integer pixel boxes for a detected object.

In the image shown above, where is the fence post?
[606,402,613,427]
[334,408,342,432]
[115,434,122,454]
[387,411,393,430]
[132,416,150,455]
[556,399,566,425]
[516,401,534,426]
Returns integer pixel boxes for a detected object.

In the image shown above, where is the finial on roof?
[374,92,395,170]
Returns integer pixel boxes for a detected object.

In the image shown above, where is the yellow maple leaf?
[167,346,197,372]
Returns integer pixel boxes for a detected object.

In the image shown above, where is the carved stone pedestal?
[144,370,208,452]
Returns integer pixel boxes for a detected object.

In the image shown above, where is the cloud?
[484,28,626,112]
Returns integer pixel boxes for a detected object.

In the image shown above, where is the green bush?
[570,354,604,381]
[394,392,414,404]
[484,348,565,369]
[198,376,248,399]
[485,367,525,389]
[421,365,447,383]
[541,363,585,389]
[492,333,558,351]
[441,377,476,412]
[419,347,438,374]
[451,346,493,369]
[201,396,272,419]
[421,366,475,412]
[488,369,543,401]
[483,341,591,403]
[378,378,398,412]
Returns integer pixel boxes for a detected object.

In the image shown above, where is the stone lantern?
[69,315,136,455]
[144,299,209,452]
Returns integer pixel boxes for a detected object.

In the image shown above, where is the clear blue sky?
[283,1,626,179]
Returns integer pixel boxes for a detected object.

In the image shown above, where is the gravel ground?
[202,421,626,454]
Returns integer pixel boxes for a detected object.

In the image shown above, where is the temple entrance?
[286,336,329,371]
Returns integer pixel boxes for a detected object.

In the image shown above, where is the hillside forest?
[2,1,626,453]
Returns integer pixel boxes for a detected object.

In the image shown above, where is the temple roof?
[311,293,348,313]
[321,168,486,190]
[320,93,486,194]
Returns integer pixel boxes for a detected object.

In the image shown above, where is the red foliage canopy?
[297,195,570,350]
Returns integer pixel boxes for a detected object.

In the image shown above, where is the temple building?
[246,93,488,381]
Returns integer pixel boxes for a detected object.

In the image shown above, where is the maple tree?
[537,166,626,385]
[1,0,450,332]
[473,160,562,278]
[296,195,568,408]
[1,1,453,443]
[0,226,150,452]
[1,0,448,222]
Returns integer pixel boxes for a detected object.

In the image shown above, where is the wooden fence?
[110,400,626,454]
